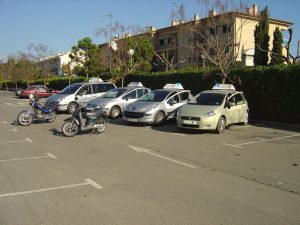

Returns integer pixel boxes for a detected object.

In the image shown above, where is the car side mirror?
[75,97,78,101]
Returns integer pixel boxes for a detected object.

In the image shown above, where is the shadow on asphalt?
[248,119,300,133]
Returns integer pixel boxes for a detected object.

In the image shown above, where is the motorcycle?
[61,104,107,137]
[17,93,57,126]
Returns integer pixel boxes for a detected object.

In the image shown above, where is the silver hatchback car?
[86,82,150,119]
[123,84,192,126]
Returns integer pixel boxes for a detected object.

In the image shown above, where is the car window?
[60,83,82,94]
[189,93,225,106]
[167,94,180,104]
[102,88,128,98]
[137,89,146,98]
[123,90,137,99]
[77,85,92,95]
[104,84,116,92]
[139,90,171,102]
[180,92,189,102]
[37,87,47,92]
[234,93,244,105]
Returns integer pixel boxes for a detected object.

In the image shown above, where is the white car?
[123,83,192,126]
[86,82,150,119]
[46,80,116,113]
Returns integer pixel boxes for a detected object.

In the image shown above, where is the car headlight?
[145,104,158,112]
[203,111,216,118]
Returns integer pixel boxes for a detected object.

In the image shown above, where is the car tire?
[67,102,78,114]
[110,106,121,119]
[153,111,166,126]
[216,117,226,134]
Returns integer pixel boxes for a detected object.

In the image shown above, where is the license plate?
[127,118,138,122]
[182,120,197,125]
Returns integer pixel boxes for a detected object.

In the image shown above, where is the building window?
[159,39,165,46]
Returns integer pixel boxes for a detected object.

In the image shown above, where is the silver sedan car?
[123,85,192,126]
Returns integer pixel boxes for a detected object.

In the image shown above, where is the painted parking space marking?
[172,133,186,136]
[0,128,18,132]
[5,103,13,106]
[0,153,57,162]
[223,133,300,149]
[0,179,103,198]
[129,145,197,169]
[0,138,33,144]
[2,121,8,125]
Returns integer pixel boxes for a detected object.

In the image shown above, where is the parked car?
[45,80,116,114]
[86,82,150,119]
[19,85,59,98]
[176,84,249,134]
[123,83,192,126]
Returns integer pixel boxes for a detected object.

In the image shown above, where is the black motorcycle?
[17,94,57,126]
[61,105,107,137]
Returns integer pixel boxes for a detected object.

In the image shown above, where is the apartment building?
[101,4,293,68]
[37,51,80,76]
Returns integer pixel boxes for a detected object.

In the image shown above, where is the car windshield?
[101,88,128,98]
[189,93,225,106]
[139,90,171,102]
[60,83,82,94]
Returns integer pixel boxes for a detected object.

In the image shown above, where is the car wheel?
[67,102,78,114]
[153,111,166,126]
[110,106,121,119]
[216,117,226,134]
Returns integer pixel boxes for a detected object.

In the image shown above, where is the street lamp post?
[128,49,134,69]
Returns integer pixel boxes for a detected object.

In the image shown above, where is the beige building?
[99,4,293,69]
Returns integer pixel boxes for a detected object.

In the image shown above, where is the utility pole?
[107,12,113,74]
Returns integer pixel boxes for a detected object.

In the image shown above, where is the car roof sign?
[163,83,184,90]
[89,77,103,83]
[127,82,143,88]
[212,83,236,90]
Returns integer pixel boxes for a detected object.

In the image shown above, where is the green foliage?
[124,65,300,124]
[71,37,105,77]
[270,27,284,65]
[254,6,270,66]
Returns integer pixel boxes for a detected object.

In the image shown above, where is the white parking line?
[0,178,103,198]
[172,133,186,136]
[0,153,57,162]
[2,121,8,125]
[5,103,13,106]
[0,128,18,132]
[129,145,197,169]
[223,133,300,149]
[0,138,33,144]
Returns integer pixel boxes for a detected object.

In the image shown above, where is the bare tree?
[281,28,300,64]
[27,43,55,84]
[185,0,250,83]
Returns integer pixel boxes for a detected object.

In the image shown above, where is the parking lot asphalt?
[0,91,300,225]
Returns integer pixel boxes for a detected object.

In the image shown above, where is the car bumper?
[123,114,155,124]
[176,115,218,130]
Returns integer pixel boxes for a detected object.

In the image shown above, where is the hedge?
[122,65,300,124]
[1,65,299,124]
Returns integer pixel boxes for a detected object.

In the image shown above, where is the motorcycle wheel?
[46,112,56,123]
[94,117,107,134]
[62,121,79,137]
[17,111,33,126]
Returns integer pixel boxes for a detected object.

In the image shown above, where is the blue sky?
[0,0,299,60]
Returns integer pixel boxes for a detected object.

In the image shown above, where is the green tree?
[270,27,284,65]
[254,6,270,66]
[70,37,103,77]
